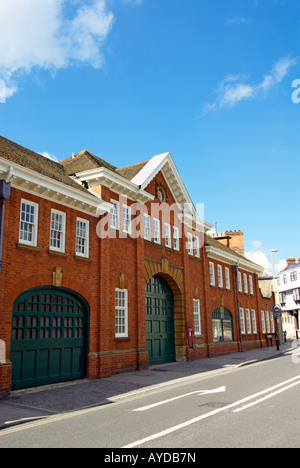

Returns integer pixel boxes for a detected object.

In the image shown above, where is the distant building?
[277,257,300,338]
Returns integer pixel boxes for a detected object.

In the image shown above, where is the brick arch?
[5,273,95,314]
[144,256,184,294]
[2,272,95,353]
[144,257,186,362]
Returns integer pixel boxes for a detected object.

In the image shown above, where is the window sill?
[114,336,130,342]
[47,249,68,258]
[74,255,92,262]
[16,243,41,252]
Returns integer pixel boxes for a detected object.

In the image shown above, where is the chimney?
[212,230,245,256]
[287,257,296,265]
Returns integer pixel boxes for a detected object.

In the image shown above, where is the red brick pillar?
[0,362,12,398]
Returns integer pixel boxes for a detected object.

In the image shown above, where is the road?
[0,353,299,449]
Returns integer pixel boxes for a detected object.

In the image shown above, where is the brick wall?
[0,172,275,395]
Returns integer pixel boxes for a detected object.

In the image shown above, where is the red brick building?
[0,136,275,396]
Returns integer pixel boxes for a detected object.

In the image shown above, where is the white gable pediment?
[131,152,212,232]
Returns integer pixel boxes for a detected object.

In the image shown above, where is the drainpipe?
[234,264,243,352]
[0,178,11,274]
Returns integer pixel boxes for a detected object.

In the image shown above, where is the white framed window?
[238,271,243,292]
[239,308,246,334]
[187,232,193,255]
[243,274,248,293]
[246,309,251,334]
[193,299,201,335]
[277,277,281,286]
[110,200,119,230]
[115,289,128,338]
[194,236,200,257]
[173,226,179,251]
[209,262,215,286]
[165,223,171,248]
[270,313,275,333]
[122,205,131,234]
[261,310,266,333]
[249,275,254,295]
[266,310,270,333]
[283,274,287,284]
[76,218,89,257]
[50,209,66,252]
[143,214,151,241]
[153,218,160,244]
[225,267,230,290]
[291,271,298,282]
[251,309,257,334]
[217,265,223,288]
[19,199,39,247]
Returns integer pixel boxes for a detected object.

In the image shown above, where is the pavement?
[0,340,298,430]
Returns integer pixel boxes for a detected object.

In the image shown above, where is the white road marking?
[133,386,226,412]
[233,380,300,413]
[123,375,300,448]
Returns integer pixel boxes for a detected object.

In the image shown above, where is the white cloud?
[201,56,297,115]
[251,240,262,249]
[219,77,255,108]
[226,17,253,25]
[39,152,58,162]
[245,251,287,275]
[0,79,17,103]
[246,251,272,273]
[260,57,297,92]
[122,0,143,4]
[276,259,287,274]
[0,0,114,99]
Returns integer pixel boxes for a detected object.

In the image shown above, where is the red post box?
[187,323,193,349]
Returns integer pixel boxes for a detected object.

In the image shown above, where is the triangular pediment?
[131,152,212,232]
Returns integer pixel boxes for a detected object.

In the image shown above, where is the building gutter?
[0,179,11,275]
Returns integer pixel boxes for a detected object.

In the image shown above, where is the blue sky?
[0,0,299,273]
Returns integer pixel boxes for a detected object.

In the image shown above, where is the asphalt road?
[0,353,299,449]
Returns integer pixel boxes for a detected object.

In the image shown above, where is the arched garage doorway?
[145,275,175,365]
[10,287,89,390]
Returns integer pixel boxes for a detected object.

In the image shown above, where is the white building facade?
[277,257,300,338]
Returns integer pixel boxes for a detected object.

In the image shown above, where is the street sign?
[273,304,282,318]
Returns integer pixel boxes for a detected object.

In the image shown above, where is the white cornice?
[131,152,170,189]
[75,167,155,203]
[205,244,264,274]
[132,152,212,232]
[0,158,111,217]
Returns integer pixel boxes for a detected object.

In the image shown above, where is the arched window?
[212,307,234,342]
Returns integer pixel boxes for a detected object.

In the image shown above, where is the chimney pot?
[287,257,296,265]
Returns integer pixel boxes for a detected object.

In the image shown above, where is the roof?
[205,234,263,271]
[0,135,89,194]
[61,149,117,175]
[116,160,149,181]
[278,262,300,274]
[131,153,170,188]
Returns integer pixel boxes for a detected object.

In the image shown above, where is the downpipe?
[0,179,11,275]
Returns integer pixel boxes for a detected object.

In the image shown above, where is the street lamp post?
[270,249,283,344]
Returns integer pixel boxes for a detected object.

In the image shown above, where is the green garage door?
[145,275,175,365]
[10,287,88,390]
